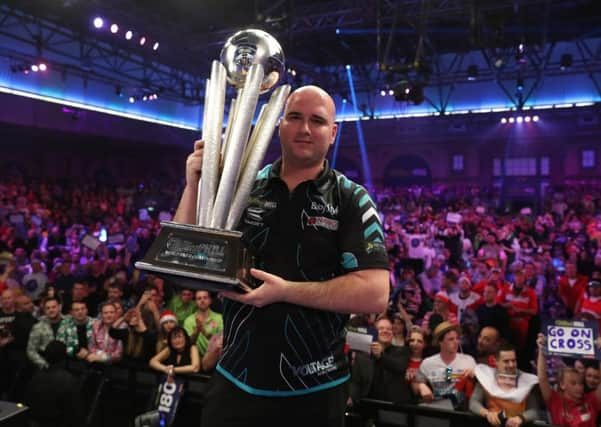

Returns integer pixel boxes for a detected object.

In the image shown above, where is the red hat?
[159,310,177,325]
[434,291,450,305]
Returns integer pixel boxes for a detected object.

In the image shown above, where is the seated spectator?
[166,288,196,325]
[109,307,156,365]
[25,340,85,427]
[86,302,122,363]
[183,290,223,357]
[421,292,458,335]
[27,296,64,369]
[585,363,601,394]
[157,310,178,353]
[476,283,510,340]
[56,300,93,360]
[348,317,412,406]
[558,261,588,316]
[450,276,482,323]
[405,326,427,383]
[537,333,601,427]
[476,326,501,367]
[15,294,37,318]
[149,326,200,377]
[413,321,476,409]
[470,344,539,427]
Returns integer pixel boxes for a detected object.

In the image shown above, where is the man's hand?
[463,368,475,378]
[76,347,89,359]
[86,353,100,363]
[195,316,206,335]
[0,336,14,347]
[506,416,523,427]
[221,268,288,308]
[486,411,501,426]
[419,383,434,402]
[371,342,383,359]
[185,140,204,188]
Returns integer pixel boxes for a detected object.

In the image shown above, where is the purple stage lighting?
[524,116,531,122]
[533,115,540,122]
[93,17,104,29]
[501,118,507,124]
[388,89,394,96]
[380,90,386,97]
[125,30,133,40]
[30,64,39,72]
[142,95,148,101]
[139,36,146,46]
[38,63,47,72]
[110,24,119,34]
[128,96,135,103]
[509,117,515,123]
[153,42,159,51]
[516,116,523,123]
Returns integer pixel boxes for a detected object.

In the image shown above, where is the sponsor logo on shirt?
[306,215,339,231]
[310,201,338,216]
[291,355,337,377]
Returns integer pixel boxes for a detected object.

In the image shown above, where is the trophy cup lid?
[220,29,285,93]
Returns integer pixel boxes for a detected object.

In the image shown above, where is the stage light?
[342,98,347,104]
[467,64,478,81]
[380,90,386,97]
[516,116,523,123]
[524,116,531,122]
[30,64,39,72]
[139,36,146,46]
[335,28,340,35]
[560,54,573,71]
[516,43,527,64]
[388,89,394,96]
[142,95,148,101]
[93,17,104,29]
[38,63,47,72]
[128,96,135,103]
[153,42,159,51]
[501,118,507,124]
[533,115,539,122]
[516,77,524,92]
[125,30,133,40]
[393,80,424,105]
[509,117,515,123]
[110,24,119,34]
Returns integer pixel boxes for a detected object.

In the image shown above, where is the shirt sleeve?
[337,181,389,272]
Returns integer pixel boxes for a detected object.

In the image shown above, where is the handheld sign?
[542,318,600,360]
[156,376,185,427]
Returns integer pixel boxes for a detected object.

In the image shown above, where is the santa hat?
[434,291,451,305]
[159,310,177,325]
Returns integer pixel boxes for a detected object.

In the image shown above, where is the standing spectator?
[109,307,155,365]
[183,290,223,358]
[476,283,510,340]
[450,277,482,323]
[27,296,63,369]
[21,258,47,302]
[558,261,588,316]
[475,326,501,367]
[575,280,601,329]
[422,292,458,334]
[405,326,427,383]
[499,269,538,350]
[86,302,122,363]
[56,301,93,360]
[166,288,196,325]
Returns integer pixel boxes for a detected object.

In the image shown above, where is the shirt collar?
[268,158,333,194]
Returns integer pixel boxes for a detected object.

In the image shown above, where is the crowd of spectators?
[1,176,601,426]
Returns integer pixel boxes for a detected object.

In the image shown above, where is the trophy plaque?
[135,29,291,293]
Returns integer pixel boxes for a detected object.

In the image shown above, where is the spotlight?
[388,89,394,96]
[501,118,507,124]
[30,64,39,72]
[125,30,133,40]
[128,96,135,103]
[139,36,146,46]
[38,63,47,71]
[524,116,531,122]
[335,28,340,35]
[345,64,351,70]
[393,80,424,105]
[516,116,523,123]
[110,24,119,34]
[380,90,386,97]
[93,17,104,29]
[142,95,148,101]
[342,98,347,104]
[467,64,478,81]
[152,42,159,51]
[533,115,539,122]
[516,77,524,92]
[560,54,573,71]
[516,43,527,64]
[509,117,515,123]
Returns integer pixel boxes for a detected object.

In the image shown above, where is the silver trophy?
[135,29,291,292]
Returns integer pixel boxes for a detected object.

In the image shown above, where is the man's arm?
[223,267,388,314]
[173,140,204,224]
[26,325,48,369]
[536,333,552,403]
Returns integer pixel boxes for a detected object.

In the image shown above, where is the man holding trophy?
[140,29,389,426]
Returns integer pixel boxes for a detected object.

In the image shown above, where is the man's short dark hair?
[71,300,87,310]
[43,296,61,308]
[107,281,123,292]
[495,343,517,360]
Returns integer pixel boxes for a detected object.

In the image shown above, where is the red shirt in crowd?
[548,390,601,427]
[559,275,588,313]
[498,284,538,346]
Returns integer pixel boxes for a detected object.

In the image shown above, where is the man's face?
[566,263,577,277]
[44,300,61,320]
[16,296,34,313]
[195,291,211,311]
[376,319,393,345]
[71,302,88,322]
[459,279,471,293]
[496,350,517,375]
[107,287,123,302]
[278,87,337,169]
[477,327,499,355]
[180,289,194,304]
[101,304,116,325]
[149,289,162,307]
[483,285,497,304]
[1,291,14,311]
[72,283,87,300]
[586,367,601,390]
[409,332,425,355]
[440,330,459,354]
[514,271,525,288]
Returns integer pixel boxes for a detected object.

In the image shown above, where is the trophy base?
[134,221,254,294]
